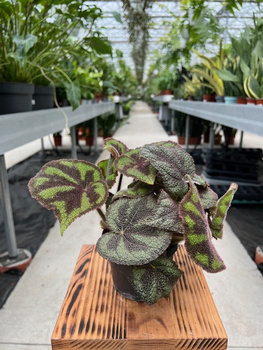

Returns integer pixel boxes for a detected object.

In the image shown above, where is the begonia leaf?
[179,176,225,273]
[114,148,158,185]
[131,256,183,305]
[98,157,117,189]
[144,190,183,235]
[96,196,172,265]
[103,137,128,158]
[28,159,108,234]
[141,141,195,199]
[192,174,207,187]
[210,183,238,239]
[198,186,218,210]
[113,180,155,200]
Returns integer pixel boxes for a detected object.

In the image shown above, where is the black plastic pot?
[215,95,225,103]
[33,85,54,110]
[110,262,142,301]
[0,82,34,115]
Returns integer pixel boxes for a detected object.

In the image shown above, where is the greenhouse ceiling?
[86,0,262,81]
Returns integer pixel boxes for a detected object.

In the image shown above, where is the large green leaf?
[179,176,225,273]
[209,183,238,239]
[13,34,37,54]
[28,159,108,234]
[216,69,240,83]
[64,82,81,110]
[114,148,158,185]
[141,141,195,199]
[131,256,182,305]
[96,196,172,265]
[86,36,112,55]
[248,76,261,99]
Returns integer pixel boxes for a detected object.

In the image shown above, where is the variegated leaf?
[192,174,207,187]
[210,183,238,239]
[131,256,183,305]
[113,180,156,200]
[98,157,117,189]
[103,137,128,158]
[28,159,108,234]
[198,186,218,210]
[144,190,183,235]
[96,196,172,265]
[114,148,158,185]
[179,176,225,273]
[141,141,195,199]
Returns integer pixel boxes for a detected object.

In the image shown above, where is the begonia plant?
[28,138,237,305]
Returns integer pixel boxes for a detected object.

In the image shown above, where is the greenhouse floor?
[0,101,263,350]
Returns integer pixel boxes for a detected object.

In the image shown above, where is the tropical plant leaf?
[248,76,261,99]
[113,180,155,200]
[141,141,195,199]
[13,34,37,54]
[192,174,207,187]
[209,183,238,239]
[86,36,112,55]
[179,176,225,273]
[131,256,183,305]
[216,69,240,82]
[103,137,128,158]
[96,196,172,265]
[114,148,158,185]
[198,186,218,210]
[144,190,183,235]
[64,82,81,110]
[98,157,117,189]
[28,159,108,234]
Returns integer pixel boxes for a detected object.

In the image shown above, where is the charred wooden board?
[52,245,227,350]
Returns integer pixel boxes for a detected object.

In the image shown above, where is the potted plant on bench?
[28,138,237,305]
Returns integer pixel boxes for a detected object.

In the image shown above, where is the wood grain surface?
[51,245,227,350]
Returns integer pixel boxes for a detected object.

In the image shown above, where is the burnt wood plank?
[51,244,227,350]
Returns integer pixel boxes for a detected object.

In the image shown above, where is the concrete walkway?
[0,101,263,349]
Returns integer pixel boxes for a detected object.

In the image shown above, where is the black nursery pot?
[33,85,54,110]
[0,82,34,114]
[110,262,143,301]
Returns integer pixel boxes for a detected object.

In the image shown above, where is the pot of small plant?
[28,138,237,305]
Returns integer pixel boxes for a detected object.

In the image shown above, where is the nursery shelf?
[169,100,263,138]
[0,102,115,266]
[52,244,228,350]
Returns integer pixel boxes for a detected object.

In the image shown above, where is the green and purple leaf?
[28,159,108,234]
[198,186,218,210]
[96,195,172,265]
[114,148,158,185]
[144,190,183,235]
[103,137,128,158]
[131,255,183,305]
[113,180,156,200]
[141,141,195,199]
[179,176,225,273]
[98,157,117,189]
[210,183,238,239]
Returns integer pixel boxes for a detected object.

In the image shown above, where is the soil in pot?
[33,86,54,110]
[0,82,34,114]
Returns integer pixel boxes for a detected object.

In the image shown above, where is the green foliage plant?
[28,138,237,305]
[216,17,263,99]
[0,0,114,109]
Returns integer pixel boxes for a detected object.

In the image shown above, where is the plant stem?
[117,174,123,192]
[97,208,106,223]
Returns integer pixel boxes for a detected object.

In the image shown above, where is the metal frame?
[0,102,115,261]
[169,100,263,150]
